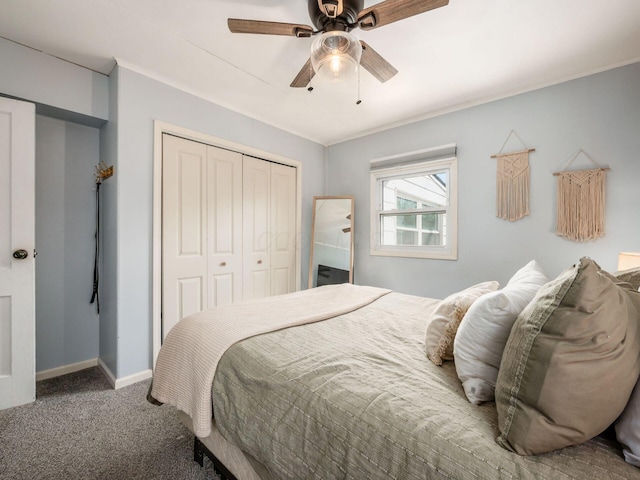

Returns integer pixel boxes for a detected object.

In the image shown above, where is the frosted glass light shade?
[310,31,362,83]
[618,252,640,271]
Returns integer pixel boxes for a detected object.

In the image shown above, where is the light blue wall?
[6,31,640,381]
[35,115,100,372]
[97,70,119,376]
[0,38,108,124]
[1,37,108,374]
[106,65,327,378]
[1,38,326,381]
[327,62,640,299]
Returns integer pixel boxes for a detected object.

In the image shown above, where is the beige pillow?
[424,281,499,366]
[495,258,640,455]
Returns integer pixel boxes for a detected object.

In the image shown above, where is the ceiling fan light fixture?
[310,31,362,83]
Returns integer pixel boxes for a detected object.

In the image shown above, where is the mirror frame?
[308,195,355,288]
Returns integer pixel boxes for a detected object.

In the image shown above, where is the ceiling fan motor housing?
[309,0,364,31]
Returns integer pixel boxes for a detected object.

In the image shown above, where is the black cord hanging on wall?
[90,162,114,314]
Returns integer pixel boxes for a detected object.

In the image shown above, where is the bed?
[149,260,640,480]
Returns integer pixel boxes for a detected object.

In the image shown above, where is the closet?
[161,134,297,339]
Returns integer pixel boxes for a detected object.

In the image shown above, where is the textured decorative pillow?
[616,377,640,467]
[424,281,499,366]
[454,260,548,404]
[614,266,640,291]
[495,258,640,455]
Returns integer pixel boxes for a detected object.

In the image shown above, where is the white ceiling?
[2,0,640,146]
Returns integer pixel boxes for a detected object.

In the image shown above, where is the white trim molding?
[36,358,98,382]
[97,358,152,390]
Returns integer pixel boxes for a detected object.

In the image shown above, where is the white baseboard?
[114,368,153,390]
[97,358,117,388]
[36,358,152,390]
[97,358,152,390]
[36,358,98,382]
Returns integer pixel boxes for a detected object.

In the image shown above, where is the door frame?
[152,121,302,367]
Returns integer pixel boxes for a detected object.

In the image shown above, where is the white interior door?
[206,145,242,307]
[0,97,35,410]
[162,134,208,339]
[162,135,244,339]
[242,156,270,300]
[270,163,297,296]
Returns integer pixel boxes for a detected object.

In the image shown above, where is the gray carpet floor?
[0,367,222,480]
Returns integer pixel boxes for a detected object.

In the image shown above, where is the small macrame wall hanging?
[491,130,536,222]
[553,150,609,242]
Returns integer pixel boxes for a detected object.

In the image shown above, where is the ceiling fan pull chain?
[356,64,362,104]
[308,61,315,92]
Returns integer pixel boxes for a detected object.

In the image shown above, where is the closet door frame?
[151,121,302,367]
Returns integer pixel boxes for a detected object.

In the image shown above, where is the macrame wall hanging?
[491,130,536,222]
[553,150,609,242]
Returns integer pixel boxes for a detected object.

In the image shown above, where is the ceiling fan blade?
[228,18,313,37]
[290,58,316,88]
[357,0,449,31]
[360,41,398,83]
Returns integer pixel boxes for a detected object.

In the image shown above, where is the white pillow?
[453,260,548,404]
[616,376,640,467]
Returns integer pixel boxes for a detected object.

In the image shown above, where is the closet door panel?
[178,277,203,320]
[243,156,270,300]
[270,163,297,296]
[162,135,207,339]
[208,146,243,307]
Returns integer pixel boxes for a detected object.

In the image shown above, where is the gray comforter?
[212,292,638,480]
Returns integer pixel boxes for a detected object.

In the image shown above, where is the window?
[370,155,457,259]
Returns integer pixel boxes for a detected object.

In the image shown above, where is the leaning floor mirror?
[308,196,355,288]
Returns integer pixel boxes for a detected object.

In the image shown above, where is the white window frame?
[370,156,457,260]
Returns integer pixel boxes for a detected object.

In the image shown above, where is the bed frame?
[193,437,237,480]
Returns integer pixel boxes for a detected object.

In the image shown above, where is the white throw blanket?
[150,283,391,437]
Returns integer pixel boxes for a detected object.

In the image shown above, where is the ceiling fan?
[228,0,449,88]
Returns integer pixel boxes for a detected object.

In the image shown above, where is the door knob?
[12,249,28,260]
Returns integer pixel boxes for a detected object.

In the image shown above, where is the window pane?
[397,213,416,228]
[422,232,444,246]
[397,197,417,209]
[421,213,438,231]
[381,212,447,247]
[396,229,418,245]
[382,173,448,211]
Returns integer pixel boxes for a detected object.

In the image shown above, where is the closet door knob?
[220,262,226,267]
[13,249,28,260]
[257,260,262,265]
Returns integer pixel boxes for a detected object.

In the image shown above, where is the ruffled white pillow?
[454,260,548,404]
[424,281,500,366]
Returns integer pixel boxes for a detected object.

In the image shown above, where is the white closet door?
[207,145,243,307]
[242,156,271,300]
[270,163,297,296]
[162,135,208,339]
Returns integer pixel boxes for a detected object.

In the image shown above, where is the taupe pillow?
[424,281,499,365]
[495,257,640,455]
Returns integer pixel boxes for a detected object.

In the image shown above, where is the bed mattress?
[211,292,638,480]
